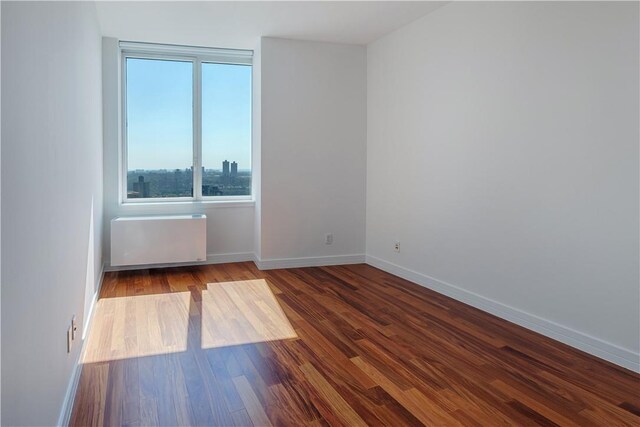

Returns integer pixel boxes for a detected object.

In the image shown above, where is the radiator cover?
[111,214,207,267]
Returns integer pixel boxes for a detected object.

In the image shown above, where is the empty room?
[1,1,639,426]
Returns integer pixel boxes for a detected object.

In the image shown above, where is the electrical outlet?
[67,326,73,353]
[71,315,77,340]
[325,233,333,245]
[394,241,400,252]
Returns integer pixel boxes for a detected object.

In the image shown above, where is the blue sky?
[126,58,251,171]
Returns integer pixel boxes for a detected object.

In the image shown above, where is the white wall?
[101,38,255,266]
[367,2,639,370]
[1,2,104,425]
[260,37,367,265]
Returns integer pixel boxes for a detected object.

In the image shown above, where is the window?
[121,42,252,202]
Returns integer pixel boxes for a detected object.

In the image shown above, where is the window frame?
[119,41,253,204]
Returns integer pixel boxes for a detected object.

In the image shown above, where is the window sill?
[119,199,255,209]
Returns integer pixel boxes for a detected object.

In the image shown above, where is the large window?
[121,42,252,202]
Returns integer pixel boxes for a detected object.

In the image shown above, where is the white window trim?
[119,41,253,204]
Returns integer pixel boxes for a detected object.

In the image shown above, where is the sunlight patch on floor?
[81,292,191,363]
[201,279,298,349]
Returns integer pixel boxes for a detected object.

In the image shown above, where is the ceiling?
[95,1,446,49]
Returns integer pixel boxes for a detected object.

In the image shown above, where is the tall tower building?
[231,161,238,177]
[132,175,150,198]
[222,160,230,177]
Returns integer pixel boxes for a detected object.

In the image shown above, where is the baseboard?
[82,263,106,340]
[365,255,640,373]
[104,252,255,271]
[255,254,366,270]
[57,264,106,427]
[104,252,366,272]
[57,348,83,427]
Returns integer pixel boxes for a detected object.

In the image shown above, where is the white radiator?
[111,214,207,267]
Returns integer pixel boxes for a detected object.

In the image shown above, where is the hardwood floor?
[70,262,640,426]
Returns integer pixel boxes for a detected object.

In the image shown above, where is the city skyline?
[128,159,250,173]
[127,162,251,198]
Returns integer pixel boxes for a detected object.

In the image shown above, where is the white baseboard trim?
[104,252,255,272]
[206,252,255,264]
[57,347,83,427]
[82,263,106,340]
[255,254,366,270]
[366,255,640,373]
[57,264,106,427]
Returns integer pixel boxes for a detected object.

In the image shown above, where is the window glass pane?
[126,58,193,198]
[202,63,251,197]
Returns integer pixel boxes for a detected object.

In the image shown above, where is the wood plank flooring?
[70,262,640,426]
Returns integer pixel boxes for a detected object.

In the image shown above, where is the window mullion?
[193,57,203,200]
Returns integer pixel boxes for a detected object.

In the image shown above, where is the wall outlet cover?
[67,326,73,353]
[71,315,77,340]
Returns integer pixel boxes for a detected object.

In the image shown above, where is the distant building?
[202,185,223,196]
[132,175,150,198]
[231,161,238,177]
[222,160,230,177]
